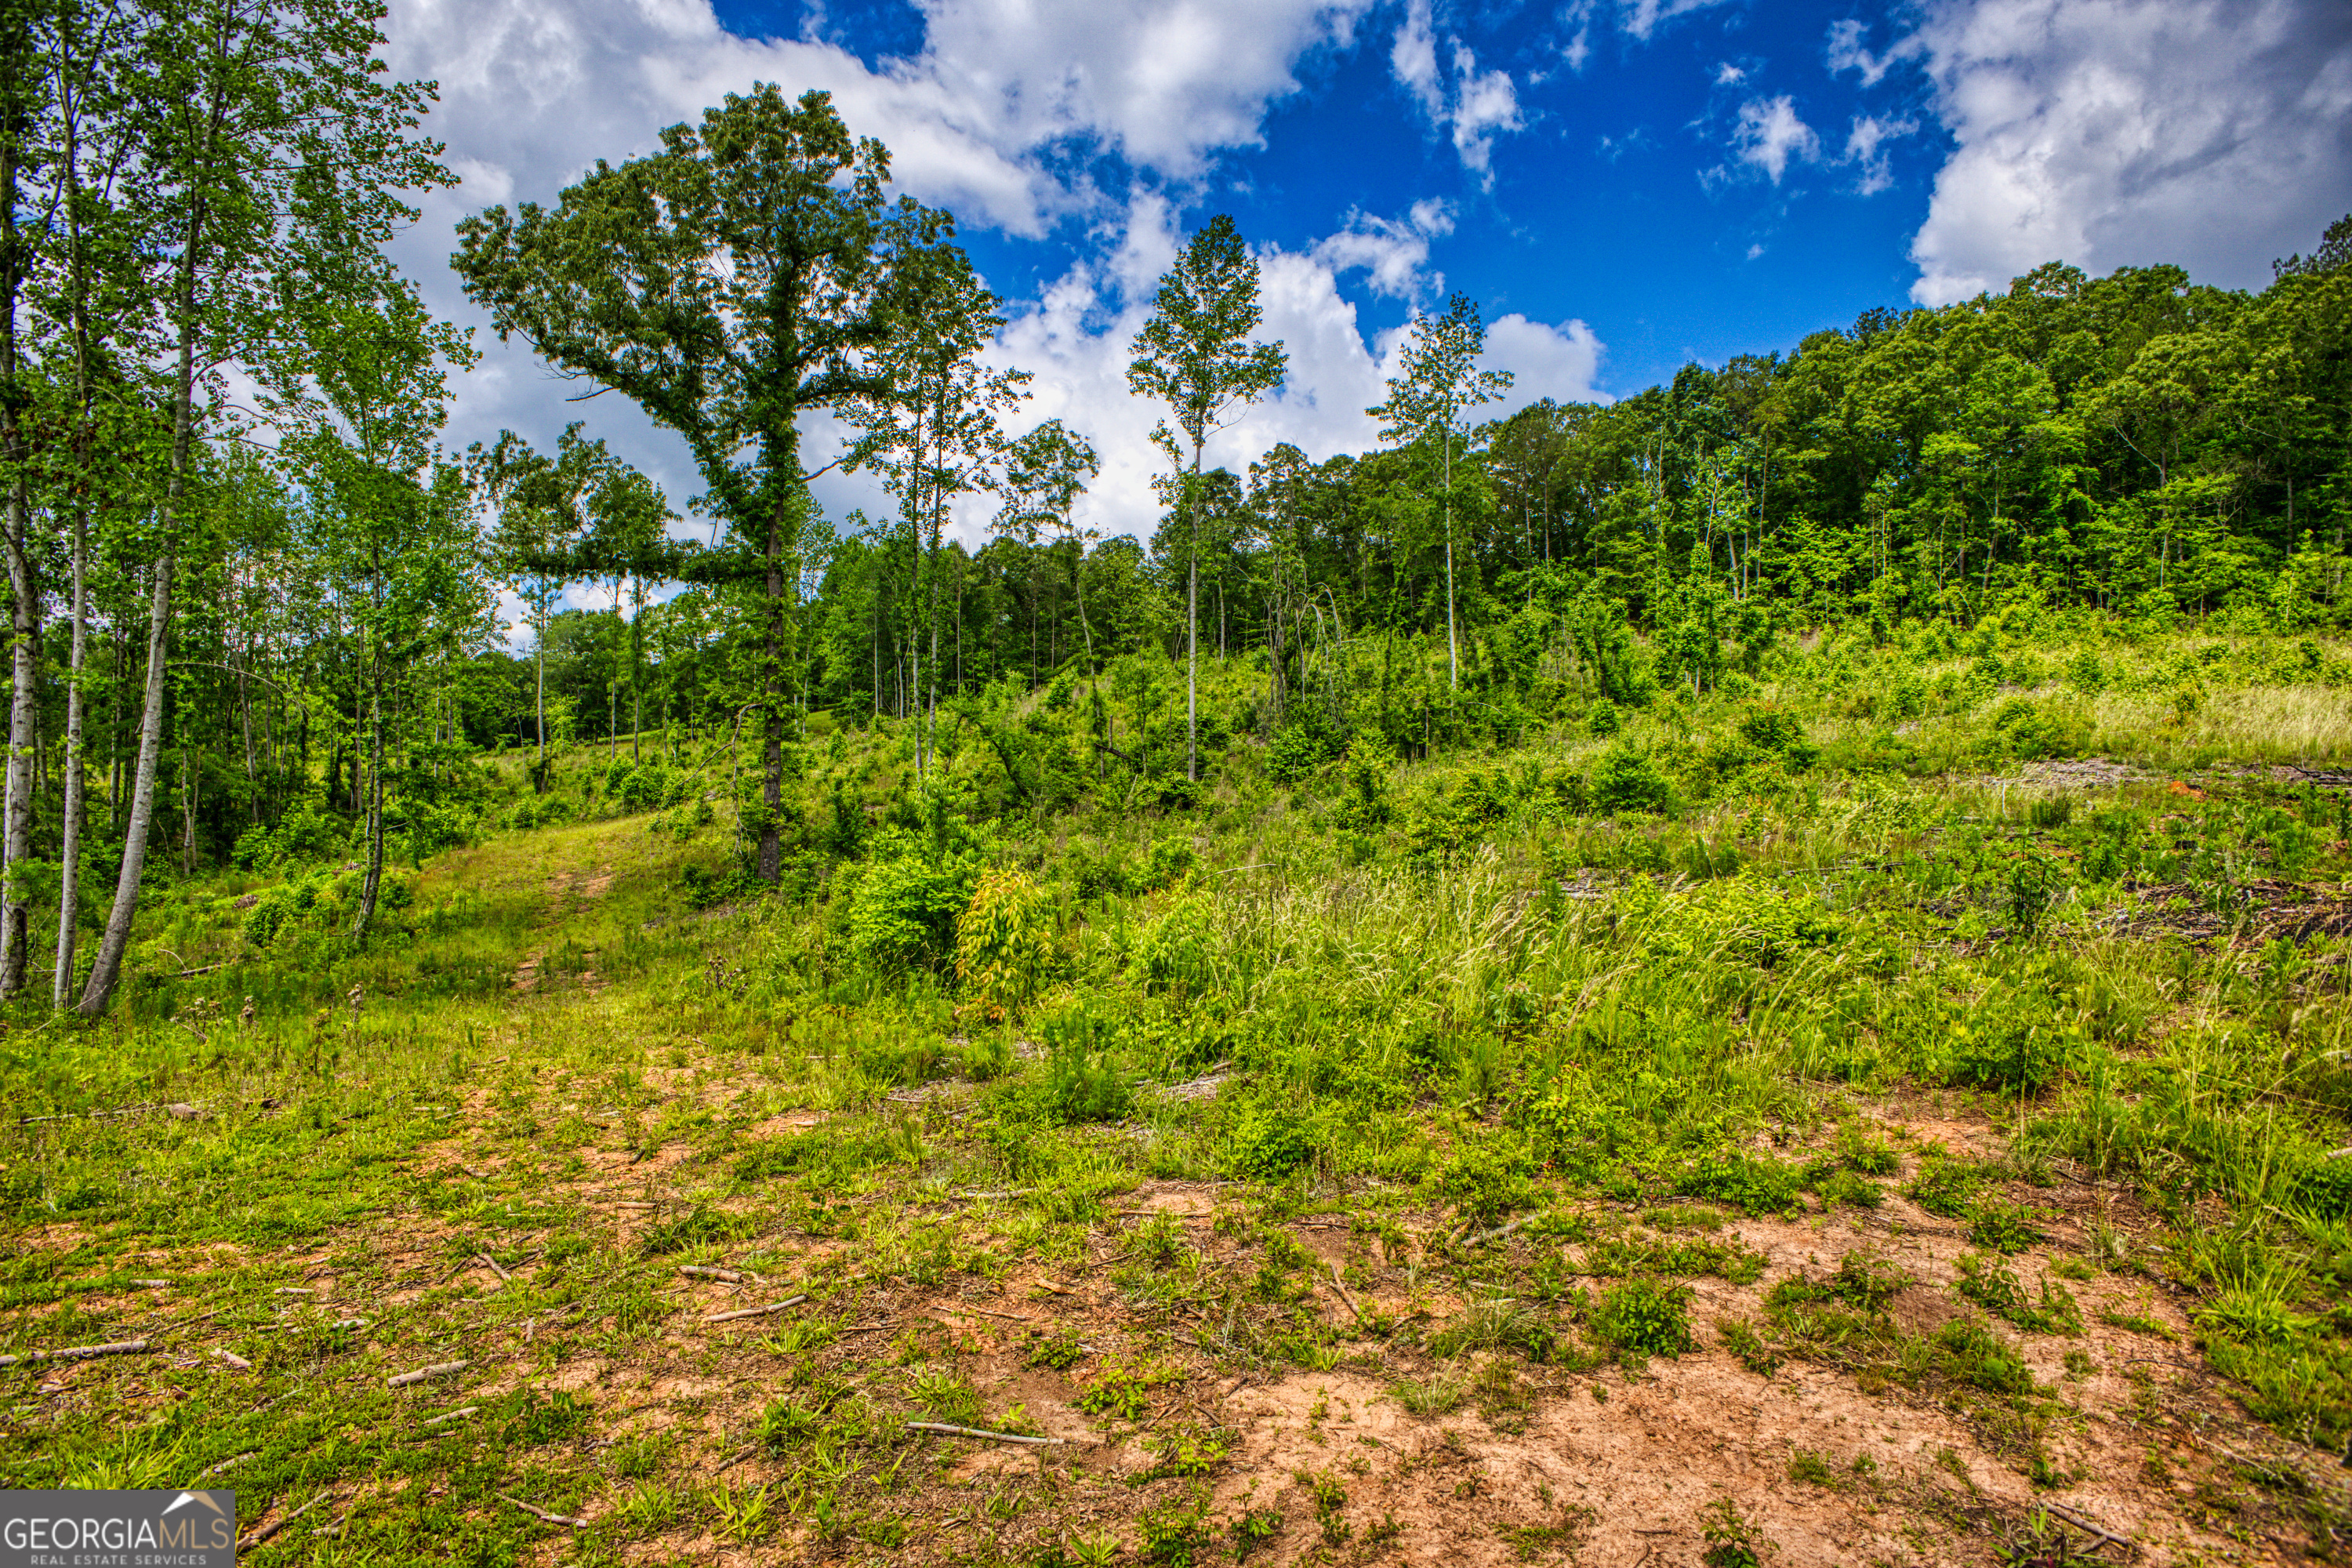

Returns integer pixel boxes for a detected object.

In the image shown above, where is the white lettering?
[4,1517,24,1548]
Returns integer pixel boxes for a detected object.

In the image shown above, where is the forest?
[5,0,2352,1562]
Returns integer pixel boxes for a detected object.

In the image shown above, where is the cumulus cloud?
[1905,0,2352,304]
[1843,113,1917,196]
[1389,0,1527,186]
[1730,94,1820,183]
[1824,17,1923,87]
[381,0,1385,575]
[983,199,1606,544]
[1713,61,1746,85]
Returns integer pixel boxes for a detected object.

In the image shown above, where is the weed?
[1589,1277,1694,1361]
[1700,1497,1776,1567]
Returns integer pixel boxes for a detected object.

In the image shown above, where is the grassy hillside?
[3,626,2350,1566]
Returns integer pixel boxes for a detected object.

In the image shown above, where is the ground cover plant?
[3,619,2350,1566]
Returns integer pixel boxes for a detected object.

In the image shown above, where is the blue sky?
[383,0,2352,566]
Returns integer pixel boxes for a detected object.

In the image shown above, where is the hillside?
[3,624,2352,1566]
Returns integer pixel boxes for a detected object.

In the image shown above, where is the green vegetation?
[0,16,2349,1555]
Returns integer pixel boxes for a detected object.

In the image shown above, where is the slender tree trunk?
[353,662,383,935]
[1443,428,1458,690]
[1186,449,1200,782]
[533,586,546,788]
[0,471,33,996]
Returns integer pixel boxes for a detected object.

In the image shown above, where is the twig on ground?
[705,1294,806,1324]
[477,1253,513,1283]
[931,1304,1031,1323]
[680,1265,745,1283]
[906,1421,1067,1445]
[422,1405,478,1428]
[212,1349,252,1370]
[497,1493,586,1528]
[2039,1501,2132,1553]
[713,1445,756,1472]
[387,1360,468,1388]
[1328,1264,1366,1323]
[201,1453,256,1479]
[0,1339,151,1368]
[241,1490,329,1548]
[1468,1214,1533,1247]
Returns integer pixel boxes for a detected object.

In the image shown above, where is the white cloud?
[982,200,1607,544]
[1617,0,1730,43]
[1824,18,1922,87]
[383,0,1383,556]
[1450,44,1526,181]
[1843,113,1917,195]
[1730,94,1820,183]
[1392,0,1446,120]
[1745,241,1765,260]
[1310,201,1455,298]
[1713,61,1746,85]
[1388,4,1527,186]
[1905,0,2352,305]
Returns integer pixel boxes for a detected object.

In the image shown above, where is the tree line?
[2,0,2348,1011]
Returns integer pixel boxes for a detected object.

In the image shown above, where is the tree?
[293,280,477,937]
[1127,214,1286,781]
[466,426,599,786]
[76,0,448,1015]
[456,85,935,882]
[1370,292,1513,690]
[843,229,1025,774]
[995,419,1101,672]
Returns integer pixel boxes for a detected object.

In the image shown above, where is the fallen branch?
[713,1445,756,1472]
[906,1421,1066,1446]
[477,1253,513,1283]
[2040,1501,2133,1553]
[0,1338,151,1369]
[129,1279,169,1289]
[14,1103,158,1125]
[241,1490,329,1548]
[387,1360,468,1388]
[496,1493,585,1528]
[421,1405,478,1428]
[332,1318,369,1332]
[705,1294,807,1324]
[212,1349,252,1371]
[201,1452,256,1479]
[951,1189,1033,1200]
[679,1265,744,1283]
[1328,1264,1367,1323]
[1468,1214,1534,1248]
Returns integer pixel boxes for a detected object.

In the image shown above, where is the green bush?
[1228,1106,1318,1180]
[1591,744,1671,815]
[1674,1153,1805,1216]
[847,830,982,969]
[1131,895,1216,1004]
[1590,1277,1694,1359]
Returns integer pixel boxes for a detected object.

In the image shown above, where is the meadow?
[3,621,2350,1567]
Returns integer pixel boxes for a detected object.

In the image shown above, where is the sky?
[378,0,2352,578]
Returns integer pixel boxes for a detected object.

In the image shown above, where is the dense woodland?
[2,0,2350,1014]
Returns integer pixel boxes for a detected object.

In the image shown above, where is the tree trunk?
[0,469,34,996]
[1186,450,1200,782]
[53,506,87,1007]
[77,544,173,1015]
[353,662,383,935]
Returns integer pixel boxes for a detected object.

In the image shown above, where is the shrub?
[1590,1277,1694,1359]
[847,831,981,969]
[1228,1107,1318,1181]
[1131,895,1217,1004]
[1591,744,1672,815]
[1674,1153,1805,1216]
[2292,1157,2352,1220]
[955,868,1053,1009]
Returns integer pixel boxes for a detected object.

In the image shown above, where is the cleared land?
[5,632,2352,1566]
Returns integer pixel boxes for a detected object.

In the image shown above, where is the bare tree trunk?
[1186,451,1200,782]
[52,505,83,1008]
[77,545,172,1015]
[353,660,383,935]
[0,470,34,996]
